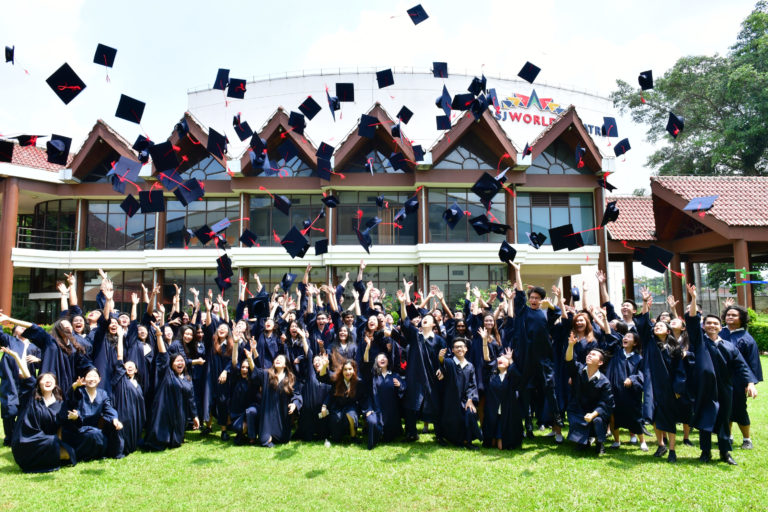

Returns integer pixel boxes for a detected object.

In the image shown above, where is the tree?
[610,2,768,177]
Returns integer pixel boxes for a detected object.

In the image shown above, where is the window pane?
[551,206,569,227]
[569,192,593,207]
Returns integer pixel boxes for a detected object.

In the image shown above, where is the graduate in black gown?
[1,327,41,445]
[323,358,371,446]
[486,347,523,450]
[203,294,235,440]
[295,338,331,442]
[250,352,302,447]
[361,341,406,448]
[144,323,200,450]
[437,338,482,449]
[112,325,146,455]
[256,317,281,369]
[229,340,261,445]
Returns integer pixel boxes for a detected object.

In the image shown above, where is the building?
[1,71,619,323]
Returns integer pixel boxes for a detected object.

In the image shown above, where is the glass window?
[186,155,230,181]
[81,270,153,315]
[427,264,506,309]
[516,192,596,245]
[249,195,324,247]
[433,132,497,170]
[86,200,155,251]
[428,188,507,243]
[166,198,240,248]
[163,269,237,308]
[336,191,417,246]
[27,200,77,250]
[341,136,409,174]
[527,139,592,175]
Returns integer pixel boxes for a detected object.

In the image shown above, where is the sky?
[0,0,759,195]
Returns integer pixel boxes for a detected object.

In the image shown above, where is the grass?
[1,358,766,512]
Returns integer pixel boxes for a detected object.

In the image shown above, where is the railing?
[16,227,76,251]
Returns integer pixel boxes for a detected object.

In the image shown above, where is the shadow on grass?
[192,457,219,465]
[272,444,300,460]
[305,468,326,479]
[80,467,105,475]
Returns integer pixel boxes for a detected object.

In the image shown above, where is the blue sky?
[0,0,758,191]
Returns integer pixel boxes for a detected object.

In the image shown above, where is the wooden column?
[623,260,635,301]
[670,252,683,309]
[733,239,753,309]
[417,187,427,244]
[594,186,608,276]
[562,275,572,303]
[0,178,19,315]
[506,185,515,244]
[684,261,695,288]
[76,199,88,250]
[155,211,166,250]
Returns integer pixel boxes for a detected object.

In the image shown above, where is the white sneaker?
[610,441,621,449]
[640,441,649,452]
[554,432,564,444]
[629,435,638,444]
[589,437,596,446]
[324,439,331,448]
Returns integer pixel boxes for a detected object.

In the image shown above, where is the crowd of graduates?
[0,260,762,473]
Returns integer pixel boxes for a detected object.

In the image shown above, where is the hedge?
[750,322,768,352]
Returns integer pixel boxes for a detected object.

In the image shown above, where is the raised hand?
[686,283,697,298]
[65,272,76,287]
[131,292,139,305]
[56,282,69,295]
[723,297,734,309]
[595,270,606,283]
[396,290,405,303]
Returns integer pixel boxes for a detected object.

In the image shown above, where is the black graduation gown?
[324,380,370,443]
[203,321,232,426]
[565,360,614,445]
[144,351,197,450]
[295,349,331,441]
[124,322,155,407]
[401,318,444,420]
[439,356,482,446]
[229,369,260,441]
[11,386,69,473]
[90,315,121,396]
[23,324,92,390]
[62,387,120,461]
[603,333,645,434]
[1,333,38,437]
[487,365,523,449]
[720,327,763,425]
[252,367,303,445]
[256,333,281,369]
[110,362,146,455]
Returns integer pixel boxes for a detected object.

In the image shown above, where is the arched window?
[527,139,591,175]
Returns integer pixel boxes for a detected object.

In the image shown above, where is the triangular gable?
[164,111,228,175]
[430,109,517,169]
[527,105,602,172]
[333,103,416,172]
[69,119,138,181]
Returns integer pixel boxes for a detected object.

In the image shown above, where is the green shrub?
[748,308,758,325]
[750,322,768,352]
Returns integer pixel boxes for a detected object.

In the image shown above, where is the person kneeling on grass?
[564,333,614,456]
[437,338,483,449]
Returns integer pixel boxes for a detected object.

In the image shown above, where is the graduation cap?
[365,216,382,230]
[175,118,189,139]
[469,94,489,120]
[120,194,140,218]
[148,142,179,172]
[315,238,329,256]
[436,115,451,131]
[596,177,617,192]
[498,240,516,263]
[404,195,419,214]
[683,195,717,213]
[442,201,464,230]
[470,215,510,236]
[233,114,253,141]
[397,106,413,124]
[571,286,581,302]
[376,68,394,88]
[336,83,354,102]
[214,275,232,292]
[46,63,86,105]
[227,78,246,99]
[432,62,448,78]
[391,123,402,139]
[326,89,341,121]
[139,190,164,213]
[246,294,270,317]
[207,128,228,159]
[93,44,117,68]
[322,194,339,208]
[407,4,428,24]
[388,152,408,171]
[452,93,474,111]
[115,94,146,124]
[109,156,143,187]
[46,134,71,165]
[356,228,373,254]
[574,145,586,168]
[600,201,619,227]
[522,143,532,157]
[287,111,306,135]
[632,245,646,262]
[468,75,486,96]
[213,68,229,90]
[217,254,234,279]
[317,157,332,180]
[638,70,653,91]
[194,225,214,245]
[173,178,204,206]
[111,174,127,194]
[375,196,387,208]
[393,207,407,222]
[240,228,258,248]
[5,45,14,64]
[640,244,673,274]
[471,172,502,210]
[298,96,322,120]
[488,88,500,113]
[518,61,540,84]
[316,142,334,160]
[666,112,684,138]
[274,194,292,216]
[436,85,452,117]
[601,117,618,138]
[358,114,378,138]
[0,140,13,163]
[549,224,584,251]
[280,226,310,259]
[526,231,547,249]
[11,135,43,147]
[278,273,296,293]
[613,138,631,157]
[276,139,298,164]
[133,135,153,164]
[412,144,425,162]
[210,217,231,234]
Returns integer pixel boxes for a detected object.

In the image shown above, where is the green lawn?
[1,359,766,512]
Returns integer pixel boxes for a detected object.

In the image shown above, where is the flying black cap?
[600,201,619,227]
[376,68,394,88]
[601,117,618,137]
[110,174,127,194]
[233,114,253,141]
[173,178,204,206]
[574,145,586,168]
[175,118,189,139]
[549,224,584,251]
[358,114,378,138]
[397,105,413,124]
[115,94,146,124]
[470,214,510,236]
[227,78,246,99]
[11,135,43,146]
[214,275,232,292]
[274,194,292,216]
[596,177,617,192]
[120,194,140,218]
[638,70,653,91]
[356,228,373,254]
[571,286,581,302]
[317,157,332,180]
[407,4,429,24]
[5,45,14,64]
[613,138,631,157]
[298,96,322,120]
[436,115,451,130]
[683,195,717,212]
[207,128,228,159]
[498,240,516,263]
[404,194,419,214]
[46,63,86,105]
[375,196,387,208]
[365,216,382,230]
[471,172,502,210]
[432,61,448,78]
[46,134,72,165]
[280,226,310,259]
[391,123,402,139]
[139,190,164,213]
[194,225,214,245]
[322,194,339,208]
[468,75,486,96]
[442,201,464,230]
[452,92,474,111]
[217,254,234,279]
[436,85,452,117]
[388,152,408,171]
[0,140,13,163]
[93,44,117,67]
[526,231,547,249]
[315,238,329,256]
[518,61,540,84]
[280,273,297,293]
[640,244,673,274]
[109,156,143,189]
[277,139,298,164]
[666,112,685,138]
[211,217,232,233]
[488,88,500,113]
[288,111,306,136]
[412,144,425,162]
[316,142,334,160]
[148,141,179,172]
[240,229,258,248]
[336,83,354,102]
[133,135,153,164]
[246,295,270,317]
[213,68,229,90]
[326,89,341,121]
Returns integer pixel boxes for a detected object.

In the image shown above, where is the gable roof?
[527,105,602,172]
[429,108,517,168]
[69,119,137,180]
[604,195,656,241]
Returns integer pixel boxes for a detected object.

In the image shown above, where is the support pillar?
[623,260,634,301]
[562,275,572,304]
[0,178,19,315]
[733,239,753,309]
[671,253,683,308]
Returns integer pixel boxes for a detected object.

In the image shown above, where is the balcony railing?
[16,227,76,251]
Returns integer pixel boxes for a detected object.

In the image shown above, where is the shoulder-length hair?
[331,355,358,398]
[267,359,295,395]
[571,312,595,342]
[34,373,63,402]
[213,323,234,357]
[52,319,85,356]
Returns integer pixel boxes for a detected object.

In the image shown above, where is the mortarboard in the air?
[488,88,500,113]
[133,135,153,164]
[470,215,510,236]
[391,123,402,139]
[356,228,373,254]
[471,172,502,210]
[432,61,448,78]
[468,75,486,97]
[442,201,464,230]
[404,195,419,214]
[640,244,673,274]
[274,194,292,216]
[315,238,329,256]
[46,63,86,105]
[217,254,234,279]
[207,128,228,159]
[148,141,179,172]
[0,140,13,163]
[109,156,143,188]
[436,115,451,130]
[388,152,408,171]
[638,70,653,91]
[412,144,425,162]
[407,4,429,24]
[277,138,297,163]
[175,118,189,139]
[549,224,584,251]
[173,178,204,206]
[613,138,631,157]
[393,207,407,222]
[326,89,341,121]
[358,114,378,138]
[280,273,297,293]
[214,275,232,292]
[376,68,394,88]
[5,45,14,64]
[139,190,165,213]
[316,142,334,160]
[233,114,253,141]
[498,240,516,263]
[213,68,229,90]
[469,94,489,120]
[46,134,72,165]
[365,216,382,230]
[158,168,182,191]
[596,177,617,192]
[397,105,413,124]
[115,94,146,124]
[288,111,306,135]
[317,157,332,180]
[632,245,645,262]
[227,78,246,99]
[522,143,532,157]
[600,201,619,227]
[322,194,339,208]
[12,135,43,146]
[571,286,581,302]
[683,195,717,212]
[436,85,452,117]
[518,61,541,84]
[93,44,117,67]
[194,225,214,245]
[336,83,354,102]
[375,196,387,208]
[246,294,270,317]
[298,96,322,120]
[526,231,547,249]
[249,133,267,153]
[240,229,258,248]
[666,112,684,138]
[280,226,310,259]
[111,174,127,194]
[601,117,618,138]
[452,92,474,111]
[120,194,140,218]
[574,145,586,168]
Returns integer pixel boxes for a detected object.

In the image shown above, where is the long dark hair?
[33,373,63,402]
[332,355,358,398]
[178,325,196,359]
[213,323,234,357]
[267,356,295,394]
[51,319,85,356]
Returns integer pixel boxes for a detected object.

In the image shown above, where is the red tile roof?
[605,195,656,241]
[4,141,73,172]
[652,176,768,227]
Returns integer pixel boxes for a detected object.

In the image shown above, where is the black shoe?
[436,437,448,446]
[525,428,534,439]
[221,430,230,441]
[653,445,668,458]
[595,442,605,456]
[200,426,212,435]
[682,438,694,447]
[741,439,753,450]
[699,451,712,463]
[720,452,737,465]
[667,450,677,463]
[465,443,479,450]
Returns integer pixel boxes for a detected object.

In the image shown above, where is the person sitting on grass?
[437,338,483,449]
[564,332,614,456]
[323,358,370,446]
[250,352,302,447]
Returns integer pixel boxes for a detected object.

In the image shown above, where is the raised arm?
[66,272,78,307]
[130,292,139,322]
[0,312,32,330]
[57,280,70,314]
[581,280,590,311]
[512,262,523,291]
[0,346,31,379]
[596,270,609,305]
